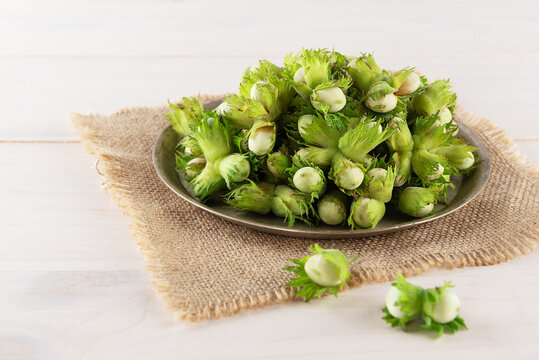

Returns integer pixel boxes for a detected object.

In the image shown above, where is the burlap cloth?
[71,94,539,322]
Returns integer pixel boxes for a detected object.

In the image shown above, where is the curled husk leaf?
[399,186,436,217]
[271,185,316,226]
[284,244,358,301]
[266,150,291,180]
[411,80,456,116]
[166,97,204,136]
[225,181,275,214]
[365,167,397,203]
[346,53,382,91]
[348,196,386,229]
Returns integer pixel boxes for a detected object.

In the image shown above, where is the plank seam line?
[0,140,81,144]
[0,53,538,59]
[1,139,537,144]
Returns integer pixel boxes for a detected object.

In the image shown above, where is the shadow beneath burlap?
[70,94,539,322]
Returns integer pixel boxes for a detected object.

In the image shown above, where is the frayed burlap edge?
[70,97,538,322]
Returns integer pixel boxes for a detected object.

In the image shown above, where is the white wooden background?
[1,1,538,359]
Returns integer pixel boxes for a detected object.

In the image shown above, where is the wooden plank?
[0,56,243,140]
[0,141,537,271]
[516,141,539,164]
[1,0,538,57]
[1,56,538,140]
[0,143,141,271]
[0,254,538,359]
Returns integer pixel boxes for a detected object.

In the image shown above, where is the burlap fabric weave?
[71,94,539,322]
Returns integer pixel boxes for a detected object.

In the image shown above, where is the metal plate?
[153,105,491,239]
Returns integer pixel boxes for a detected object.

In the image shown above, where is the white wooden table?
[1,1,538,359]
